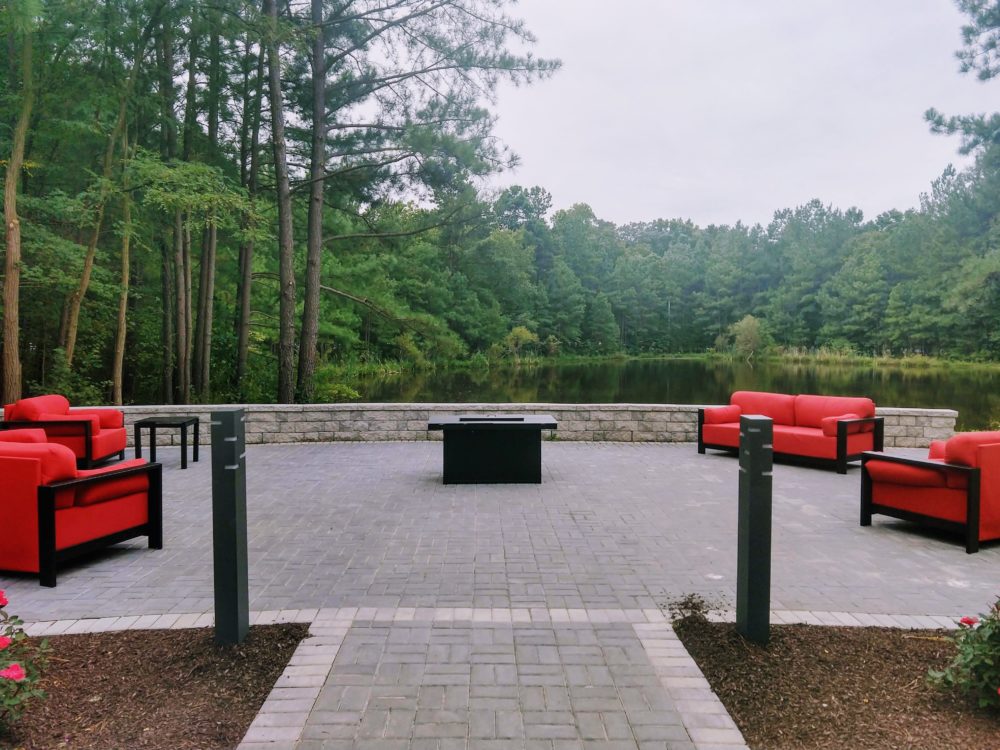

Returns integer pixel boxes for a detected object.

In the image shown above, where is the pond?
[353,357,1000,431]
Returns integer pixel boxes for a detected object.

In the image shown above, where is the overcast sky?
[488,0,994,227]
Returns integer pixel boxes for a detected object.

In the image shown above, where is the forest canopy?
[2,0,1000,406]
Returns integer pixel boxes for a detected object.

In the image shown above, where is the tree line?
[2,0,999,406]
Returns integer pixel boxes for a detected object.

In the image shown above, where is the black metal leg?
[149,426,157,464]
[38,493,57,587]
[134,425,142,459]
[181,424,188,469]
[193,418,199,462]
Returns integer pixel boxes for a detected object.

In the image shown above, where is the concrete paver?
[3,441,997,750]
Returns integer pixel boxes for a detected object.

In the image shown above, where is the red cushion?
[75,461,150,507]
[772,425,874,460]
[0,429,48,444]
[794,395,875,428]
[871,484,971,527]
[89,427,127,460]
[0,441,77,485]
[820,413,862,437]
[865,459,948,487]
[730,391,796,425]
[72,408,124,429]
[0,441,78,509]
[9,395,70,420]
[928,441,946,460]
[944,431,1000,467]
[703,405,741,424]
[55,493,150,551]
[702,423,740,448]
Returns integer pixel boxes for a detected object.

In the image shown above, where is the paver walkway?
[5,442,997,749]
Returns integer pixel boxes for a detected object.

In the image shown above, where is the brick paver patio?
[4,441,997,749]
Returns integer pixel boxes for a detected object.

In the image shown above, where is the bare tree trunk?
[173,211,190,403]
[296,0,326,403]
[264,0,297,403]
[63,94,127,366]
[112,130,132,405]
[235,45,264,394]
[161,238,174,403]
[195,220,217,398]
[2,24,34,404]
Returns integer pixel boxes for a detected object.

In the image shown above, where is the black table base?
[428,415,557,484]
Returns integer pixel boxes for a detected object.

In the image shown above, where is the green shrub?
[928,597,1000,708]
[0,590,49,728]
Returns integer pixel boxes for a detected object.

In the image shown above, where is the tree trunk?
[112,130,132,405]
[173,211,190,403]
[235,46,265,394]
[2,24,34,404]
[264,0,297,403]
[195,220,217,398]
[296,0,326,403]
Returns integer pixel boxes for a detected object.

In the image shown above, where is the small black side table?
[134,416,200,469]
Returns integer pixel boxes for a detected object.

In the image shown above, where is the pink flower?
[0,636,11,651]
[0,590,7,608]
[960,616,979,627]
[0,663,26,681]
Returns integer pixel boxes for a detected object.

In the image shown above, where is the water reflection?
[355,359,999,430]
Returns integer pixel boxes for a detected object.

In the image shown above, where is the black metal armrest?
[860,451,974,474]
[838,416,882,427]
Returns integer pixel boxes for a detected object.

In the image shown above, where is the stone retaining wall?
[119,403,958,449]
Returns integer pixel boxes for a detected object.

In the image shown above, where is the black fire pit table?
[427,414,558,484]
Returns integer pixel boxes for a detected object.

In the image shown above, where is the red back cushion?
[0,441,78,509]
[10,395,71,420]
[944,431,1000,467]
[730,391,796,425]
[794,395,875,428]
[0,429,48,443]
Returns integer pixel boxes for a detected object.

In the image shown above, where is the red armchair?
[0,429,161,586]
[2,394,126,468]
[861,431,1000,553]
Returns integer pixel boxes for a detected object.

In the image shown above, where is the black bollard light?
[736,415,773,645]
[211,408,249,645]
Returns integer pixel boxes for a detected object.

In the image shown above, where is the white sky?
[489,0,994,227]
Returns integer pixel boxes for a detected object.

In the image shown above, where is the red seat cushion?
[866,459,949,487]
[772,425,873,460]
[730,391,796,425]
[703,405,741,424]
[795,395,875,429]
[0,429,48,444]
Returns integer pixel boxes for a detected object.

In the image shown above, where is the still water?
[354,358,1000,431]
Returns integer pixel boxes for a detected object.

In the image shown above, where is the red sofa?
[698,390,884,473]
[0,429,161,586]
[862,432,1000,553]
[2,394,126,468]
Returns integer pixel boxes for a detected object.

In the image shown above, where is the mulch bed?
[0,623,308,750]
[674,613,1000,750]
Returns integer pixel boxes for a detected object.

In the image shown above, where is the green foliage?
[928,598,1000,709]
[0,590,49,728]
[502,325,539,361]
[719,315,772,360]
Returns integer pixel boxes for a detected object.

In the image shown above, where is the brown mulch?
[0,623,308,750]
[674,613,1000,750]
